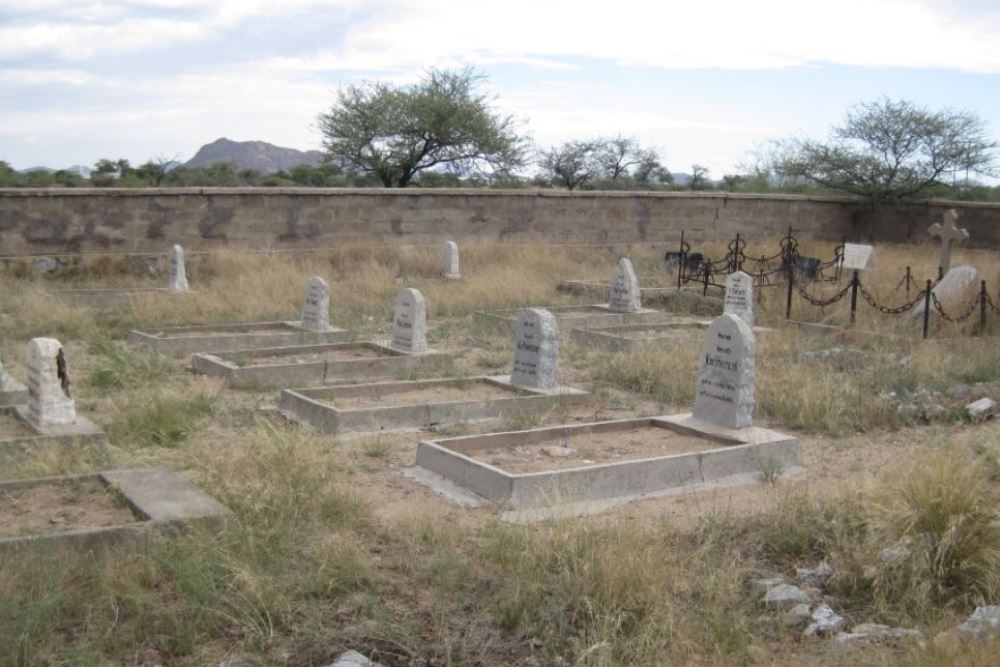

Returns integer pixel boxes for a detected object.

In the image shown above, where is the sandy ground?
[0,478,138,537]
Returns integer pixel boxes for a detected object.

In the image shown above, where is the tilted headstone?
[692,314,755,429]
[841,243,875,271]
[169,244,189,293]
[913,265,981,320]
[511,308,559,390]
[442,241,461,279]
[608,257,642,312]
[300,276,331,332]
[928,209,968,273]
[390,288,428,353]
[26,337,76,427]
[723,270,754,328]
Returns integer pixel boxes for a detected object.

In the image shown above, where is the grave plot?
[0,355,27,407]
[50,244,192,306]
[410,416,802,521]
[569,320,709,352]
[0,468,232,552]
[476,305,665,330]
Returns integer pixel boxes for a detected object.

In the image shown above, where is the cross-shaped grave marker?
[927,209,969,274]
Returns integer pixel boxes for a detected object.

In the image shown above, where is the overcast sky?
[2,0,1000,178]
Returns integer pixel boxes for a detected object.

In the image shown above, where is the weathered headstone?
[511,308,559,390]
[169,244,188,293]
[390,288,427,353]
[841,243,875,271]
[913,264,981,320]
[608,257,641,312]
[928,209,969,273]
[692,314,755,429]
[300,276,331,332]
[442,241,460,279]
[26,337,76,427]
[723,270,754,327]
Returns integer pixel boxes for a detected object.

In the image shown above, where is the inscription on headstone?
[927,209,969,273]
[692,314,755,429]
[300,276,331,332]
[723,270,754,328]
[442,241,461,279]
[169,244,189,294]
[510,308,559,390]
[841,243,875,271]
[608,257,641,312]
[390,288,428,353]
[26,337,76,427]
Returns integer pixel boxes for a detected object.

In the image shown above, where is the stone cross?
[390,288,428,353]
[927,209,969,273]
[608,257,642,312]
[169,244,189,293]
[300,276,331,332]
[442,241,461,279]
[26,337,76,427]
[692,314,755,429]
[723,271,754,328]
[511,308,559,390]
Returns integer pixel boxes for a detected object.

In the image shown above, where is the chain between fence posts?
[849,270,859,324]
[922,280,932,339]
[981,280,988,336]
[785,265,794,319]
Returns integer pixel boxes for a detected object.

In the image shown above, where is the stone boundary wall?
[0,188,997,255]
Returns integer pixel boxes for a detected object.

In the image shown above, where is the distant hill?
[184,138,324,173]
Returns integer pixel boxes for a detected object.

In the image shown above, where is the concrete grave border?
[569,319,711,352]
[475,305,665,330]
[0,467,233,552]
[410,414,802,522]
[0,405,106,462]
[51,287,174,306]
[128,321,350,356]
[192,341,456,389]
[278,375,589,435]
[0,374,28,407]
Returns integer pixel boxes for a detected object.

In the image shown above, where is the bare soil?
[238,346,384,366]
[465,425,725,473]
[331,381,519,410]
[0,479,139,538]
[152,323,294,337]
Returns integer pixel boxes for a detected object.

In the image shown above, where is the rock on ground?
[966,398,995,421]
[764,583,811,609]
[837,623,922,645]
[804,604,845,637]
[795,562,834,586]
[329,651,384,667]
[956,606,1000,640]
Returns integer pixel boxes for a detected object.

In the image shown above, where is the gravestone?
[26,337,76,427]
[692,314,755,429]
[169,244,189,293]
[390,288,428,353]
[511,308,559,390]
[841,243,875,271]
[608,257,642,312]
[723,271,754,327]
[300,276,331,332]
[913,265,981,320]
[928,210,969,273]
[442,241,461,279]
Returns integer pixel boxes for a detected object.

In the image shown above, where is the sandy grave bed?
[234,346,385,366]
[151,324,296,338]
[331,381,519,410]
[0,479,140,538]
[465,425,726,474]
[613,326,704,339]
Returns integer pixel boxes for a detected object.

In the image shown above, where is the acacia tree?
[770,98,996,201]
[318,68,527,187]
[538,136,665,189]
[595,135,662,183]
[537,140,601,190]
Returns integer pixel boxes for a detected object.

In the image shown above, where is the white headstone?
[169,244,188,293]
[723,270,754,328]
[927,209,969,273]
[913,265,981,320]
[841,243,875,271]
[26,337,76,427]
[300,276,331,332]
[692,314,755,429]
[511,308,559,390]
[390,288,427,353]
[608,257,642,312]
[442,241,460,279]
[0,351,6,385]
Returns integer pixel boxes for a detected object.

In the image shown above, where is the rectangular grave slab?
[128,321,350,356]
[0,468,233,553]
[51,287,171,306]
[278,375,589,435]
[558,280,675,300]
[411,414,802,522]
[475,305,665,330]
[192,341,455,389]
[0,405,106,463]
[0,374,28,407]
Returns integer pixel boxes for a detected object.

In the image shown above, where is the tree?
[135,154,178,186]
[769,98,996,201]
[538,136,667,190]
[318,68,527,187]
[594,135,662,183]
[689,164,711,190]
[537,140,601,190]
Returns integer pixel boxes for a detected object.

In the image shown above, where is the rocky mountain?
[184,138,325,173]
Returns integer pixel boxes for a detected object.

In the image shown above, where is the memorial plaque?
[692,314,755,429]
[842,243,875,271]
[511,308,559,390]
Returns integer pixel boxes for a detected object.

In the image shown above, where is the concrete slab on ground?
[128,321,351,356]
[474,305,666,330]
[0,405,106,463]
[0,374,28,407]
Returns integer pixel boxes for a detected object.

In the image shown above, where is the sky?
[2,0,1000,179]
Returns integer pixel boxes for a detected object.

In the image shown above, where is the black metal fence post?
[905,266,911,296]
[785,264,794,319]
[849,270,859,324]
[677,231,685,290]
[836,235,846,281]
[923,279,932,339]
[702,263,710,297]
[938,266,944,281]
[981,280,988,335]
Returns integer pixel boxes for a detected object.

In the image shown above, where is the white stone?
[300,276,331,332]
[511,308,559,390]
[842,243,875,271]
[764,583,810,609]
[723,270,754,327]
[836,624,922,644]
[913,265,981,320]
[169,244,188,293]
[796,562,834,586]
[328,651,383,667]
[442,240,460,279]
[804,604,846,637]
[956,606,1000,640]
[751,577,786,593]
[782,603,812,628]
[927,209,969,273]
[608,257,642,312]
[26,337,76,427]
[389,288,427,353]
[966,397,995,420]
[692,314,755,429]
